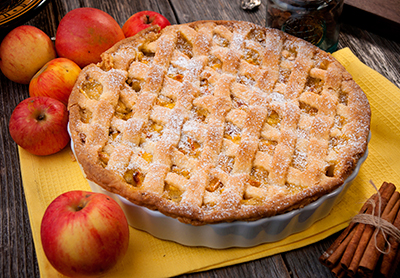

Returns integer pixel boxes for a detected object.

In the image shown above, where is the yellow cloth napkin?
[20,47,400,277]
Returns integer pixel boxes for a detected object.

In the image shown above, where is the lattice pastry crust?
[68,20,371,225]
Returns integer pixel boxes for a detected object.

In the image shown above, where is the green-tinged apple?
[0,25,57,84]
[29,58,81,105]
[41,191,130,277]
[122,10,171,38]
[9,97,69,156]
[55,8,125,68]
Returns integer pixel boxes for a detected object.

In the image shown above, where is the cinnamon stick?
[340,192,381,271]
[319,222,357,266]
[384,247,400,278]
[380,237,400,278]
[331,262,345,278]
[320,182,400,278]
[346,182,396,276]
[325,228,356,268]
[319,192,379,267]
[320,182,395,270]
[380,201,400,277]
[358,192,400,277]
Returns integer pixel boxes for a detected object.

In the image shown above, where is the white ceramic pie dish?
[69,126,369,249]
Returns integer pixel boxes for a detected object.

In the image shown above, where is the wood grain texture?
[283,237,337,277]
[169,0,266,26]
[1,0,399,277]
[338,24,400,88]
[342,0,400,43]
[344,0,400,25]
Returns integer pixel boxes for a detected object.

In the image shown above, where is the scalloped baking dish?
[70,127,369,249]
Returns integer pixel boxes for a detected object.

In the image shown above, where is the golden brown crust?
[68,20,371,225]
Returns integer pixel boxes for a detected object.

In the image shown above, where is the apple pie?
[68,20,371,225]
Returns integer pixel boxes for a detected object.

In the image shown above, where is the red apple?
[0,25,57,84]
[55,8,125,68]
[41,190,130,277]
[9,96,69,156]
[29,58,81,105]
[122,10,171,38]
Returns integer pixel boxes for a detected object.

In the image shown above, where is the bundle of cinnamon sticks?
[319,182,400,278]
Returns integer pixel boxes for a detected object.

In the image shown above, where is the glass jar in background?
[266,0,344,53]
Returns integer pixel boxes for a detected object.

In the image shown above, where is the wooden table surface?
[1,0,400,277]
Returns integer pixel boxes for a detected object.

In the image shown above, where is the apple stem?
[76,204,84,211]
[37,113,46,121]
[146,15,150,24]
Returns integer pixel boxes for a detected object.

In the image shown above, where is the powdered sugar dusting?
[72,21,370,224]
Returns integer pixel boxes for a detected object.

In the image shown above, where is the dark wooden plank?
[169,0,266,26]
[342,0,400,43]
[283,234,337,278]
[344,0,400,26]
[242,255,292,278]
[0,50,38,278]
[51,0,178,27]
[176,254,291,278]
[338,23,400,88]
